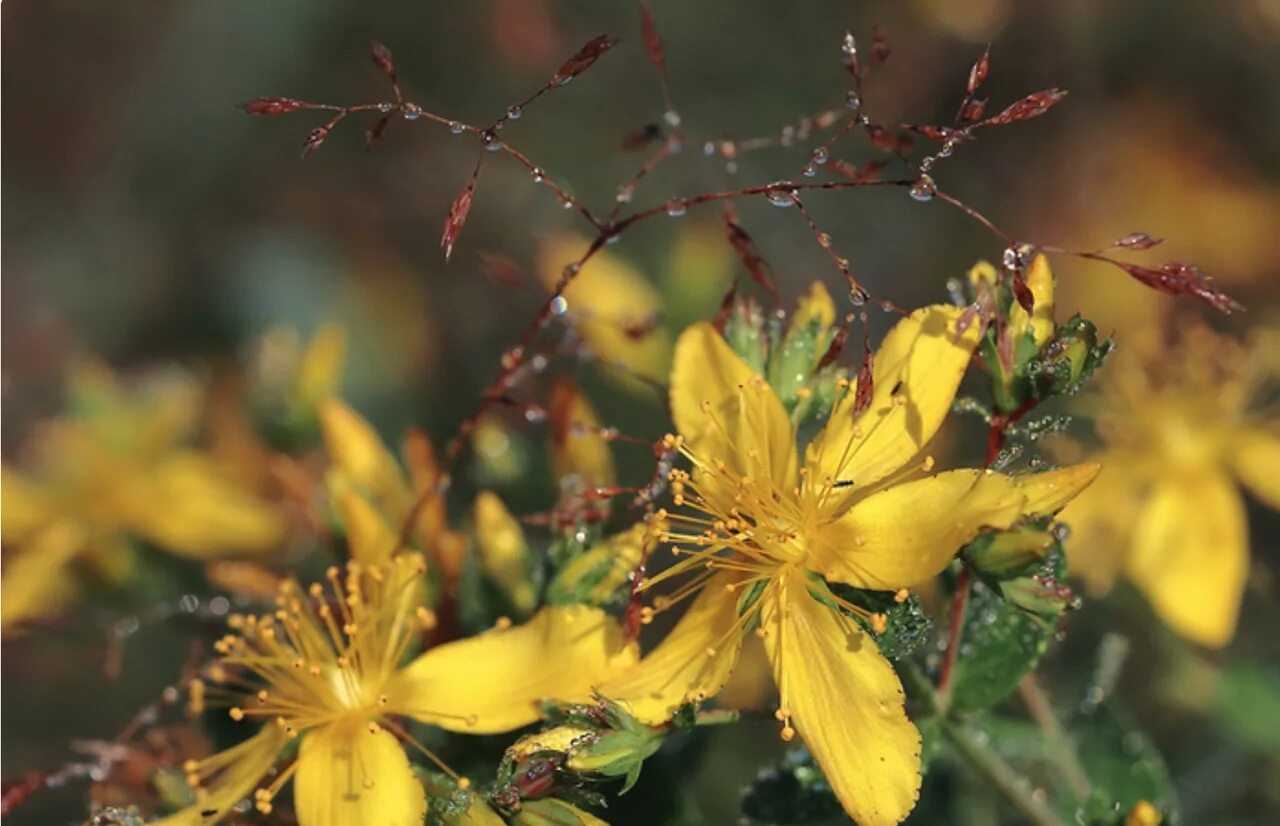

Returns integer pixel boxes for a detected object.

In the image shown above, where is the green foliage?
[1215,663,1280,754]
[1070,704,1178,824]
[949,546,1072,712]
[829,582,933,659]
[741,748,843,824]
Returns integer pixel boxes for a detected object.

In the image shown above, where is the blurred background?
[4,0,1279,824]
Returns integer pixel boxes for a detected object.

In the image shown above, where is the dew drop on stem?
[665,198,688,217]
[908,174,936,202]
[506,104,522,120]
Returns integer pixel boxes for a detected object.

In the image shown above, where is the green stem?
[1018,674,1091,801]
[941,720,1071,826]
[902,663,1070,826]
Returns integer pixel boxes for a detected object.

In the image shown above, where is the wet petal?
[1230,426,1280,510]
[387,605,638,734]
[1016,462,1102,517]
[151,727,287,826]
[813,470,1024,590]
[763,575,921,826]
[294,722,425,826]
[549,378,616,488]
[1128,472,1247,648]
[321,399,410,514]
[807,304,979,502]
[670,322,797,489]
[599,572,744,725]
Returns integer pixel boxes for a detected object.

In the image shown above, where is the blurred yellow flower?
[538,233,672,388]
[160,552,637,825]
[1057,323,1280,647]
[600,309,1098,825]
[474,490,537,616]
[548,378,616,492]
[1,362,286,630]
[320,399,466,580]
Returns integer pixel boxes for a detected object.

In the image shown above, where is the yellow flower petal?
[538,233,672,386]
[0,467,54,542]
[1127,472,1248,648]
[670,322,797,490]
[294,324,347,411]
[339,491,400,564]
[151,727,287,826]
[1016,462,1102,518]
[762,574,921,826]
[793,281,836,331]
[514,798,610,825]
[0,522,84,630]
[293,722,425,826]
[474,491,536,615]
[387,605,638,734]
[549,378,616,489]
[807,304,979,501]
[812,470,1024,590]
[598,572,744,725]
[1230,426,1280,510]
[1056,461,1145,594]
[131,453,285,557]
[321,399,409,513]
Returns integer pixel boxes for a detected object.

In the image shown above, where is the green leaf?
[1070,704,1178,824]
[741,748,842,824]
[948,582,1056,713]
[1215,662,1280,754]
[827,583,933,660]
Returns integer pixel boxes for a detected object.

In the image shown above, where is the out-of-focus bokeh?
[4,1,1279,824]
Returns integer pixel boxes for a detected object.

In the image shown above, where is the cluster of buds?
[488,696,670,823]
[721,282,851,425]
[964,251,1111,415]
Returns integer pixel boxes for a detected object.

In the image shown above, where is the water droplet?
[725,161,739,175]
[841,32,857,56]
[766,183,796,208]
[1052,523,1072,542]
[703,140,717,156]
[851,291,866,307]
[664,109,682,127]
[616,185,634,203]
[550,296,569,315]
[937,139,955,158]
[802,164,817,178]
[530,167,545,182]
[665,199,688,217]
[845,90,862,112]
[524,407,547,424]
[480,130,502,151]
[908,175,936,202]
[448,120,465,134]
[506,104,523,120]
[561,197,575,210]
[377,103,393,114]
[811,146,830,165]
[562,263,581,279]
[403,104,423,121]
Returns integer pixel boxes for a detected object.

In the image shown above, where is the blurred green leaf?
[1215,662,1280,754]
[948,580,1056,713]
[1070,704,1177,824]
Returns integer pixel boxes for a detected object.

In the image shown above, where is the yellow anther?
[894,589,910,604]
[458,777,472,790]
[495,616,513,631]
[229,707,245,721]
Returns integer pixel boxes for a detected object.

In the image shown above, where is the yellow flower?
[599,308,1098,826]
[474,491,537,615]
[1,362,285,629]
[548,378,616,491]
[321,399,466,578]
[1057,323,1280,647]
[538,233,672,388]
[159,553,637,825]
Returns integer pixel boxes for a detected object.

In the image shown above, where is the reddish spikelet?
[621,123,662,151]
[723,204,777,296]
[639,3,667,82]
[370,40,397,84]
[871,25,890,63]
[302,125,330,156]
[1011,272,1035,312]
[552,34,619,86]
[712,280,740,333]
[982,88,1068,126]
[243,97,309,116]
[366,114,392,149]
[477,252,526,286]
[824,158,886,183]
[441,177,477,262]
[1115,261,1243,313]
[817,318,850,369]
[967,45,991,95]
[960,99,987,123]
[853,336,875,415]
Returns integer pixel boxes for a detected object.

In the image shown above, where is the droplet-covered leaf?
[741,748,841,824]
